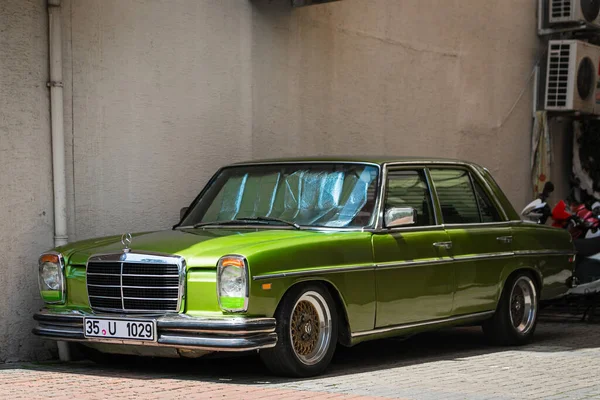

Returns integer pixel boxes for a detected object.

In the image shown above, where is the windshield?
[180,163,380,229]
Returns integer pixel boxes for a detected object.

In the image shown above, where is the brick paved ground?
[2,319,600,399]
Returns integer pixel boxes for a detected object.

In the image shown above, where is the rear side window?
[473,180,502,222]
[429,169,479,224]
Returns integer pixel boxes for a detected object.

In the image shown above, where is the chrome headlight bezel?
[38,251,66,304]
[216,255,249,313]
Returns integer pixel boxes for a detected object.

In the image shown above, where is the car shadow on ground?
[7,320,600,385]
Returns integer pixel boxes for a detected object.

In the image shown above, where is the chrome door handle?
[496,236,513,244]
[433,241,453,250]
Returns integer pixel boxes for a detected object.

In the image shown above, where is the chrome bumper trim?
[33,309,277,352]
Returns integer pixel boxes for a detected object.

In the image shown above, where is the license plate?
[84,318,156,341]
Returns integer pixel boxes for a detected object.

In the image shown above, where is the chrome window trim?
[428,165,495,225]
[442,221,514,229]
[177,160,513,232]
[425,163,510,223]
[85,251,186,314]
[39,250,67,305]
[351,310,495,338]
[232,160,381,168]
[379,224,446,234]
[376,163,440,232]
[468,170,484,223]
[374,163,389,230]
[423,168,440,226]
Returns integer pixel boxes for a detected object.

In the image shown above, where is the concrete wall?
[250,0,539,208]
[64,0,539,245]
[64,0,254,239]
[0,0,55,361]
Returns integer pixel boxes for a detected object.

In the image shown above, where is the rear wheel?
[260,283,337,377]
[482,273,538,345]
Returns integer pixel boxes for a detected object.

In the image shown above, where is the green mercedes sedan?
[33,157,575,377]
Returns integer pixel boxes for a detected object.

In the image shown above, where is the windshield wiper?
[193,217,300,230]
[251,216,301,230]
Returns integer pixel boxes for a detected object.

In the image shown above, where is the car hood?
[59,228,337,269]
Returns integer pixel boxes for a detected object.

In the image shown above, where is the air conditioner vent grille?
[551,0,572,20]
[547,43,571,108]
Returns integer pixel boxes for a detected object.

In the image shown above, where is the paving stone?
[2,322,600,399]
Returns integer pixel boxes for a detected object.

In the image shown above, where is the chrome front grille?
[86,252,185,313]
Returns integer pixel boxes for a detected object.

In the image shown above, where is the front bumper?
[33,309,277,352]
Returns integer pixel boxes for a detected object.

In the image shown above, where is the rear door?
[428,167,513,316]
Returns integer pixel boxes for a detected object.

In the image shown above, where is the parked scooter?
[521,182,554,225]
[521,183,600,295]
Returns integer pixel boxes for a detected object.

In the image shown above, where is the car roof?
[232,156,484,168]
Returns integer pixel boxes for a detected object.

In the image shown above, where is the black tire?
[260,283,338,377]
[482,272,539,346]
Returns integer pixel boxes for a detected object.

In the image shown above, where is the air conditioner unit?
[545,40,600,113]
[549,0,600,27]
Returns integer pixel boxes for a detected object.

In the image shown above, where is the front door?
[428,168,514,316]
[373,168,454,328]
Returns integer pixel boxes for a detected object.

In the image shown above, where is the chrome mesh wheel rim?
[509,276,537,335]
[289,291,332,366]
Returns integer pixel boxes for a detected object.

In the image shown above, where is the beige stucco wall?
[64,0,540,243]
[0,0,55,361]
[251,0,538,208]
[64,0,254,239]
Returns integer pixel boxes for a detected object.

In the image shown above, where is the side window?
[473,180,502,222]
[429,169,479,224]
[385,169,434,226]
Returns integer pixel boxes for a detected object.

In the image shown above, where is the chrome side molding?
[351,310,495,338]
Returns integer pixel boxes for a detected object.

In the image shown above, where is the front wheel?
[482,273,539,346]
[260,283,337,377]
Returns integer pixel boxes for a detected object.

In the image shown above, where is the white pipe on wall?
[48,0,68,248]
[48,0,70,361]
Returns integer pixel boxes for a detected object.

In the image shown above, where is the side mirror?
[180,207,189,220]
[385,207,417,228]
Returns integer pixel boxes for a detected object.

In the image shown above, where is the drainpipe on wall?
[48,0,71,361]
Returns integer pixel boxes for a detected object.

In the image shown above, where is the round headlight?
[40,261,61,290]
